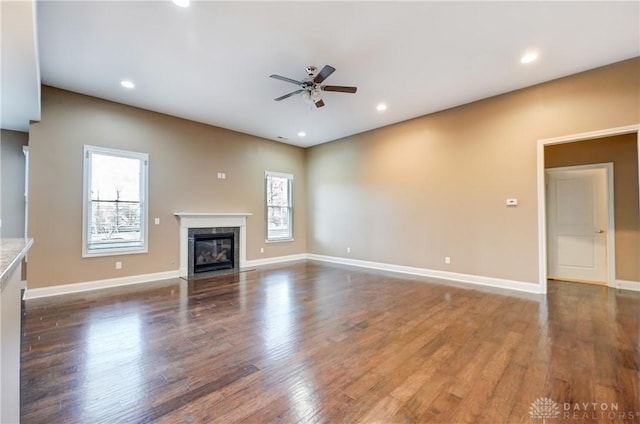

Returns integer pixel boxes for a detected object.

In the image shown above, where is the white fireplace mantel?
[174,212,252,276]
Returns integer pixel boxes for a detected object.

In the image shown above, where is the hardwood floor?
[21,261,640,423]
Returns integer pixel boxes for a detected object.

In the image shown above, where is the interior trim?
[244,254,307,268]
[616,279,640,292]
[23,270,180,300]
[23,253,640,299]
[307,254,543,294]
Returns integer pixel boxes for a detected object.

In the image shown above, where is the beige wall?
[1,130,28,238]
[28,86,307,288]
[26,59,640,289]
[306,58,640,285]
[545,134,639,282]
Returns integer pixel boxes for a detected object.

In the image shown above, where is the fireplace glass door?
[193,233,234,273]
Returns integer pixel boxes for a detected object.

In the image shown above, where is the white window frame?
[82,145,149,257]
[265,171,293,242]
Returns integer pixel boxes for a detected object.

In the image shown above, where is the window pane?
[267,206,291,239]
[91,154,140,201]
[266,175,290,207]
[89,200,142,249]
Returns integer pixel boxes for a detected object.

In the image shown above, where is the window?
[83,145,148,256]
[265,171,293,241]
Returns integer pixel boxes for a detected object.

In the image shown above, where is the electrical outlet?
[445,256,451,264]
[347,247,351,253]
[115,261,122,270]
[154,218,160,225]
[260,247,264,253]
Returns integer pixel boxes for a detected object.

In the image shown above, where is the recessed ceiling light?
[376,103,387,112]
[520,51,538,64]
[120,80,135,89]
[297,131,306,137]
[172,0,190,7]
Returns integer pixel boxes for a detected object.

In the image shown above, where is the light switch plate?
[506,198,518,206]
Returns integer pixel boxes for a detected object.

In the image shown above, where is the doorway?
[537,125,640,293]
[545,163,613,286]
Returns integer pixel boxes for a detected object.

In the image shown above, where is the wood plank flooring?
[20,261,640,423]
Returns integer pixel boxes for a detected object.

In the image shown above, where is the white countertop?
[1,238,33,291]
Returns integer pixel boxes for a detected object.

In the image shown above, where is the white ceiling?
[3,1,639,147]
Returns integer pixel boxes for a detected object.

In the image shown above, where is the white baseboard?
[22,253,549,300]
[23,270,181,300]
[21,254,308,300]
[245,253,308,268]
[307,254,543,294]
[615,279,640,292]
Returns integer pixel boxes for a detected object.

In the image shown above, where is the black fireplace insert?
[193,232,234,273]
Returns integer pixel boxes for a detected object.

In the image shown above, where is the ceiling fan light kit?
[270,64,357,108]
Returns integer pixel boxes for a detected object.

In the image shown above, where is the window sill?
[82,247,148,258]
[265,238,294,244]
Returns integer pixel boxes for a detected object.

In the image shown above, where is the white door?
[546,164,611,285]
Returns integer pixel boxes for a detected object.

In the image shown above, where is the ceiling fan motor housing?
[305,66,318,76]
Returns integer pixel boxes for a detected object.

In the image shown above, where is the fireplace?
[193,233,234,273]
[186,225,241,277]
[175,212,251,278]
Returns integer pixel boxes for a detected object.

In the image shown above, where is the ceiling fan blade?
[321,85,358,93]
[270,74,303,86]
[313,65,336,84]
[274,89,304,101]
[314,99,325,108]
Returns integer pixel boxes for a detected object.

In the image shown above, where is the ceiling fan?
[270,65,357,108]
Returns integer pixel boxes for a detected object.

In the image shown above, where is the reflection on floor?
[21,261,640,423]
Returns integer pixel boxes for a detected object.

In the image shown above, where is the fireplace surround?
[175,212,251,278]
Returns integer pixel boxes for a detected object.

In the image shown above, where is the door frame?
[537,124,640,294]
[545,163,615,286]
